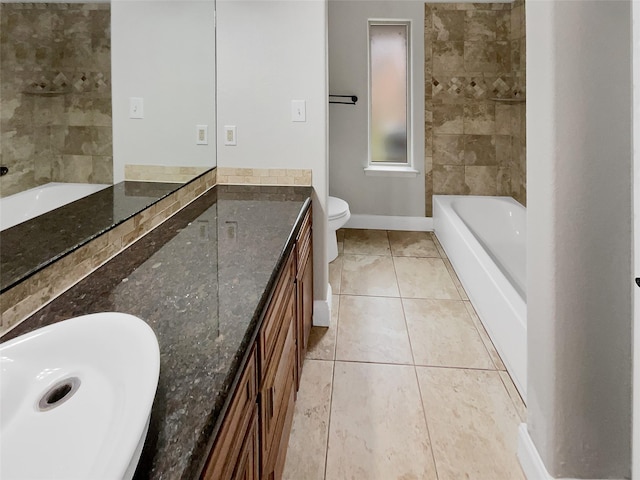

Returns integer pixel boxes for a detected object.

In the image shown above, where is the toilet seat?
[328,196,349,221]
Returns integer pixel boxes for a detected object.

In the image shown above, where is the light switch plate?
[291,100,306,122]
[129,97,144,119]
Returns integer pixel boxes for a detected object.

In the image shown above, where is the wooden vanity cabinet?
[295,207,313,389]
[201,205,312,480]
[202,347,258,480]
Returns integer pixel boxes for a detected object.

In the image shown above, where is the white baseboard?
[313,284,332,327]
[344,214,433,231]
[517,424,625,480]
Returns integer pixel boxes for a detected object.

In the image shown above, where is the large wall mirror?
[0,0,217,291]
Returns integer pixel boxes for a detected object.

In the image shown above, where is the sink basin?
[0,312,160,480]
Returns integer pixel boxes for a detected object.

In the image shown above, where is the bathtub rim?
[434,194,527,401]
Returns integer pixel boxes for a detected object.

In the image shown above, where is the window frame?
[366,19,416,175]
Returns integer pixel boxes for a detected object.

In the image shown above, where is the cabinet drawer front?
[260,299,296,469]
[201,347,257,480]
[259,253,295,378]
[296,208,312,280]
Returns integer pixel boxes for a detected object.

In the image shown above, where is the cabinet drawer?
[259,253,295,378]
[201,347,257,480]
[260,296,296,470]
[296,208,312,281]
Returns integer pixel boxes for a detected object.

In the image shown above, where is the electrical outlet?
[196,125,208,145]
[224,125,237,146]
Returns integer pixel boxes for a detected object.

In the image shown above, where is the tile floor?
[283,229,526,480]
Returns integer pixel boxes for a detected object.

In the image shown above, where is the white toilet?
[327,196,350,263]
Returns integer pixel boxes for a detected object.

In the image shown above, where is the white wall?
[527,0,632,478]
[633,1,640,477]
[111,0,217,183]
[216,0,329,305]
[328,0,425,217]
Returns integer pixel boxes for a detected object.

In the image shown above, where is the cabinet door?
[201,348,257,480]
[232,406,259,480]
[260,294,296,479]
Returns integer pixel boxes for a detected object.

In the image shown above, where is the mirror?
[0,0,217,291]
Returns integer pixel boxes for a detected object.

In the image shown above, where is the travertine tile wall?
[216,167,312,186]
[125,164,213,183]
[424,1,526,215]
[510,0,526,206]
[0,169,216,335]
[0,2,113,198]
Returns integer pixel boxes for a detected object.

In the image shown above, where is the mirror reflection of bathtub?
[0,179,188,293]
[434,195,527,402]
[0,183,110,232]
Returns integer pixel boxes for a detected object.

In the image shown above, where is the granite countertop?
[0,181,184,293]
[1,184,312,479]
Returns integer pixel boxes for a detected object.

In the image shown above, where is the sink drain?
[37,377,81,411]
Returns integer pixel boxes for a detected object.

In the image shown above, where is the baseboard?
[517,424,625,480]
[344,214,433,231]
[313,284,332,327]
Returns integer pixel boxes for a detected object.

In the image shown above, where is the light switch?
[224,125,237,146]
[291,100,306,122]
[129,97,144,119]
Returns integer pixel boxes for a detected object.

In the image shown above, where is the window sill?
[364,166,420,178]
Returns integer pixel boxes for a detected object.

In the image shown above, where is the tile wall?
[0,2,113,198]
[425,0,526,215]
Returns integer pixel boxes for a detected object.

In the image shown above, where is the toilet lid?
[328,196,350,220]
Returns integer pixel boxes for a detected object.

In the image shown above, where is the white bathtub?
[0,182,110,231]
[434,195,527,401]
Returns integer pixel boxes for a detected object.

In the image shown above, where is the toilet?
[327,196,350,263]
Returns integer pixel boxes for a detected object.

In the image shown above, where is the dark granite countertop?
[1,185,312,479]
[0,181,185,293]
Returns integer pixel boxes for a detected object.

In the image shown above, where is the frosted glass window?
[369,23,409,164]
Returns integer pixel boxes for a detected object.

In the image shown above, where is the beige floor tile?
[394,257,460,300]
[337,227,345,255]
[463,301,507,370]
[283,360,334,480]
[431,232,448,258]
[336,295,413,365]
[388,230,440,258]
[403,299,494,369]
[341,255,399,297]
[499,370,527,422]
[343,229,391,256]
[326,362,438,480]
[307,295,339,361]
[416,367,525,480]
[329,255,343,294]
[443,258,469,301]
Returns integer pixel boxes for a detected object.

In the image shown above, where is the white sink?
[0,312,160,480]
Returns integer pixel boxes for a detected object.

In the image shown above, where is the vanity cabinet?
[201,205,312,480]
[295,207,313,389]
[201,347,259,480]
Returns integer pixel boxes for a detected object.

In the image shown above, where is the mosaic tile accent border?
[125,164,213,183]
[0,169,216,335]
[216,167,312,186]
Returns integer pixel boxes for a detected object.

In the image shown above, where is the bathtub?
[434,195,527,401]
[0,182,110,232]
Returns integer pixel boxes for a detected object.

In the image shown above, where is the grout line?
[322,348,337,480]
